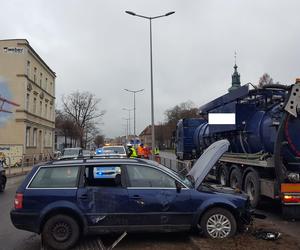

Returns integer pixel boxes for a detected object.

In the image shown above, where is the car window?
[103,146,125,154]
[85,165,123,187]
[126,165,176,188]
[29,166,80,188]
[63,149,80,156]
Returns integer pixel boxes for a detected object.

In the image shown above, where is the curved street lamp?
[125,10,175,152]
[124,88,144,137]
[122,107,134,136]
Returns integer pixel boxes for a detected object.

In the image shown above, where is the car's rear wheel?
[200,207,237,239]
[0,176,6,192]
[42,214,80,250]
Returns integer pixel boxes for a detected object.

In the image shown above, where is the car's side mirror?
[175,180,182,193]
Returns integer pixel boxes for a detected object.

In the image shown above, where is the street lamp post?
[122,107,133,136]
[122,117,130,141]
[124,88,144,137]
[125,10,175,153]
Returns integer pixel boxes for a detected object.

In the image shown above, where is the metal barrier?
[2,152,54,177]
[150,155,192,175]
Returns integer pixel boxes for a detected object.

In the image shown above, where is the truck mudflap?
[281,183,300,204]
[280,183,300,219]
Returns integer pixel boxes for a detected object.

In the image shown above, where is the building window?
[33,98,37,114]
[49,131,52,146]
[50,82,53,94]
[26,127,31,147]
[44,130,49,147]
[50,106,52,120]
[33,128,37,147]
[40,101,42,116]
[26,61,30,77]
[45,104,48,118]
[34,67,37,83]
[45,78,48,92]
[26,94,30,111]
[40,73,42,87]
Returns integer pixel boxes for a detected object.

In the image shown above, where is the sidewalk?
[5,166,33,178]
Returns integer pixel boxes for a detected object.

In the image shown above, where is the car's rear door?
[77,164,129,231]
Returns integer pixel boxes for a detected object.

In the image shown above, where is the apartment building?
[0,39,56,162]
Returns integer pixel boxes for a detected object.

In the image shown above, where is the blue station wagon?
[11,140,252,250]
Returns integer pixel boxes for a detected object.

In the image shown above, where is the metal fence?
[150,155,192,175]
[2,153,54,177]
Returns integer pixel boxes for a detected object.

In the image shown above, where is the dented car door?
[77,165,129,230]
[125,164,193,231]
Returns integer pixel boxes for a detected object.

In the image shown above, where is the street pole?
[124,88,144,137]
[122,108,133,137]
[125,10,175,153]
[122,117,130,141]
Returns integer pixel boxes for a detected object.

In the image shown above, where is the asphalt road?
[0,176,41,250]
[1,167,300,250]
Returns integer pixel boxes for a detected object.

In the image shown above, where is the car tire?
[229,168,242,189]
[42,214,80,250]
[244,171,260,208]
[0,176,6,192]
[200,207,237,239]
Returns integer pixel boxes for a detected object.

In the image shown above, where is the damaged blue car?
[11,140,252,250]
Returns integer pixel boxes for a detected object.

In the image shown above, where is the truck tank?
[180,81,300,182]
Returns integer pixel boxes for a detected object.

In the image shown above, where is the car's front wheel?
[200,207,237,239]
[42,214,80,250]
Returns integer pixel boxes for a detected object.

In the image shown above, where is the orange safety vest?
[137,145,144,157]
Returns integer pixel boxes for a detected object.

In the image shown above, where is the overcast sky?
[1,0,300,137]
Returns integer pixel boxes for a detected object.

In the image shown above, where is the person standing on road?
[137,143,145,158]
[127,144,137,158]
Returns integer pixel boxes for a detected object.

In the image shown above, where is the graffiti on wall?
[0,78,14,127]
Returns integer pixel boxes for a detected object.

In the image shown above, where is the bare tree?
[94,135,104,148]
[154,101,200,149]
[258,73,280,88]
[62,91,105,148]
[165,101,199,128]
[55,110,80,147]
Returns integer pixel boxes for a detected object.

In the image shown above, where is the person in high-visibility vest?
[137,143,145,158]
[127,144,137,158]
[154,147,160,155]
[143,145,150,159]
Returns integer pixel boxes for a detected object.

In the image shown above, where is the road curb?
[6,172,29,178]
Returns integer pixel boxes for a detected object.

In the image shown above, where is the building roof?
[0,38,56,77]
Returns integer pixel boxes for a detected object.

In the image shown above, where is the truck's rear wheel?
[230,168,242,189]
[218,165,229,186]
[244,171,260,208]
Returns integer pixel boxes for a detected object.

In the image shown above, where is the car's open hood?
[187,140,230,189]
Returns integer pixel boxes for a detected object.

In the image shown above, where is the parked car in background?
[82,150,92,157]
[0,161,7,192]
[59,147,83,160]
[10,140,252,249]
[97,145,127,158]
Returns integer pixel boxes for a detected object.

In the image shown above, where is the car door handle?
[130,195,142,200]
[79,194,88,199]
[130,195,145,205]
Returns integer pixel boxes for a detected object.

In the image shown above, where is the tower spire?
[228,51,241,92]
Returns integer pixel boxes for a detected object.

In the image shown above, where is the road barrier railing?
[150,154,192,175]
[2,153,54,177]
